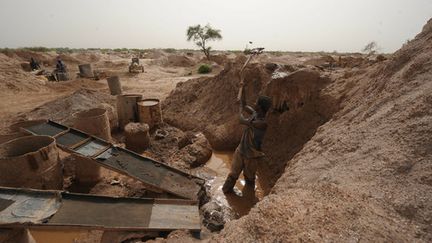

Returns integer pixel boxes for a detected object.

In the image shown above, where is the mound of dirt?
[163,59,273,150]
[303,55,336,67]
[200,54,229,65]
[169,132,212,168]
[165,54,196,67]
[160,59,334,238]
[163,58,335,187]
[216,18,432,242]
[0,53,49,94]
[23,89,115,126]
[3,49,57,66]
[338,55,367,68]
[72,52,101,63]
[142,49,167,59]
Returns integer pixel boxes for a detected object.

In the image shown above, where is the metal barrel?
[116,94,143,129]
[78,64,94,78]
[137,99,163,130]
[107,76,122,95]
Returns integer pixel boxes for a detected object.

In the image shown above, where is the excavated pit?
[163,61,341,231]
[164,62,340,191]
[262,70,340,187]
[195,91,339,230]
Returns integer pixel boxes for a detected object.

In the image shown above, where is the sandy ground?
[0,51,212,130]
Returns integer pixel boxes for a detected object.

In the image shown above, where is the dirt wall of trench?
[163,59,340,187]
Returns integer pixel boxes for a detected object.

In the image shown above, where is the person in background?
[55,56,66,73]
[30,57,40,70]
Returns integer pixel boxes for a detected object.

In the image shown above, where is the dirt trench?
[262,72,339,187]
[163,62,340,190]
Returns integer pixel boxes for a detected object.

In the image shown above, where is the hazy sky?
[0,0,431,53]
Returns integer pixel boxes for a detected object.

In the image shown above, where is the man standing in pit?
[222,84,272,193]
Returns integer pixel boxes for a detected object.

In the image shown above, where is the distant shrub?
[100,48,111,54]
[163,48,176,53]
[22,47,52,52]
[198,64,212,74]
[55,47,75,53]
[114,48,129,52]
[0,48,11,53]
[0,48,14,56]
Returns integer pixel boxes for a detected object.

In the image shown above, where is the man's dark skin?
[239,83,268,130]
[240,103,268,129]
[222,82,272,193]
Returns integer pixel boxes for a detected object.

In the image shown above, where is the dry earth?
[162,19,432,242]
[216,19,432,242]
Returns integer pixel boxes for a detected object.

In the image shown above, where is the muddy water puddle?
[196,151,269,217]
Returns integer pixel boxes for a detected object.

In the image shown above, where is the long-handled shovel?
[237,47,265,101]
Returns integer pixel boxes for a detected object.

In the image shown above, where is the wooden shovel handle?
[237,54,255,101]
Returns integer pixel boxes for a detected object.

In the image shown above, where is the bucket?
[137,99,163,129]
[0,135,63,190]
[73,108,111,141]
[116,94,143,129]
[107,76,122,95]
[78,64,93,78]
[56,72,69,81]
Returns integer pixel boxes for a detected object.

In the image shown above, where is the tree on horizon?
[186,24,222,60]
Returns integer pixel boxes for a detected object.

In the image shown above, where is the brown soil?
[163,60,273,150]
[158,19,432,242]
[214,19,432,242]
[163,61,338,187]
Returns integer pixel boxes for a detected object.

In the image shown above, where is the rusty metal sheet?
[55,130,88,147]
[96,148,203,200]
[48,193,154,228]
[24,121,67,137]
[0,187,200,231]
[73,139,109,157]
[0,188,61,224]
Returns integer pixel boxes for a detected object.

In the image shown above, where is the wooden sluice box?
[0,187,200,231]
[18,120,205,201]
